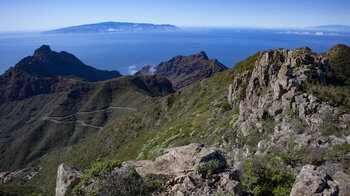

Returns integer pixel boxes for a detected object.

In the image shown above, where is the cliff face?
[135,51,227,90]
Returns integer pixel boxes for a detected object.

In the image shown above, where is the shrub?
[326,143,350,171]
[242,154,296,196]
[97,169,163,196]
[195,160,222,179]
[73,159,122,195]
[262,116,276,133]
[239,83,248,101]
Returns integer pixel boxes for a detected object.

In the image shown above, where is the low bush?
[326,143,350,172]
[73,159,122,195]
[97,169,163,196]
[242,154,296,196]
[195,160,222,179]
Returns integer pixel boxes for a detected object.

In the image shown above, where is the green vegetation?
[195,160,222,179]
[0,185,43,196]
[325,144,350,172]
[242,154,296,196]
[295,58,301,67]
[325,44,350,85]
[303,80,350,111]
[3,51,262,195]
[72,159,121,195]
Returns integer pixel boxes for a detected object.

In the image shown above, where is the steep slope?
[0,74,174,172]
[0,45,122,105]
[324,44,350,85]
[49,46,350,195]
[135,51,227,90]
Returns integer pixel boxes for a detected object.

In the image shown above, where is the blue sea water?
[0,28,350,75]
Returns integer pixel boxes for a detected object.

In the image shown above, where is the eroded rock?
[55,163,83,196]
[290,165,339,196]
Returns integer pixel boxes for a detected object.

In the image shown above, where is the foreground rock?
[290,165,339,196]
[333,171,350,196]
[62,143,243,196]
[56,163,83,196]
[125,143,227,176]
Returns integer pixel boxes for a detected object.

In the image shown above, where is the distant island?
[309,24,350,30]
[43,21,179,34]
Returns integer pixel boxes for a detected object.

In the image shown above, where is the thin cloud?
[274,31,343,36]
[128,65,138,75]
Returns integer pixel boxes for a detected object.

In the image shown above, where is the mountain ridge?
[135,51,228,90]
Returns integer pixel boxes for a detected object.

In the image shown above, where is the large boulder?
[126,143,227,176]
[333,171,350,196]
[56,163,83,196]
[290,165,339,196]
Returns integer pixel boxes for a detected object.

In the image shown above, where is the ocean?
[0,28,350,75]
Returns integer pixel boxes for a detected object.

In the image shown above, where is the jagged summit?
[135,51,227,90]
[195,51,209,60]
[34,44,52,55]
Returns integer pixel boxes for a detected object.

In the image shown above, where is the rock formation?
[135,51,227,90]
[70,143,243,196]
[56,163,83,196]
[290,165,339,196]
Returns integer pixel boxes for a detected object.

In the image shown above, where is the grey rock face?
[126,143,227,176]
[290,165,339,196]
[333,171,350,196]
[55,163,83,196]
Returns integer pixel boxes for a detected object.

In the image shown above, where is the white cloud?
[149,66,157,75]
[128,65,138,75]
[274,31,343,36]
[315,32,324,36]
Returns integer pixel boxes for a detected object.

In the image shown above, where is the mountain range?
[43,22,179,34]
[0,44,349,196]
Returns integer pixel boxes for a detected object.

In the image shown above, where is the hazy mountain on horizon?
[309,24,350,30]
[43,21,179,34]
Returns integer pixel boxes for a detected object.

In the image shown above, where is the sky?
[0,0,349,31]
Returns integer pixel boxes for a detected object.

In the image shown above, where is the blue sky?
[0,0,349,31]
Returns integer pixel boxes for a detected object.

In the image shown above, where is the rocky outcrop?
[125,143,227,176]
[124,143,242,196]
[135,52,227,90]
[68,143,243,196]
[226,47,349,160]
[333,171,350,196]
[56,163,83,196]
[290,165,339,196]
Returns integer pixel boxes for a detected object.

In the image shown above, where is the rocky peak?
[14,45,122,82]
[34,45,52,56]
[195,51,209,60]
[136,52,227,90]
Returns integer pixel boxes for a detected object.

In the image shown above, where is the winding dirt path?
[42,106,137,135]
